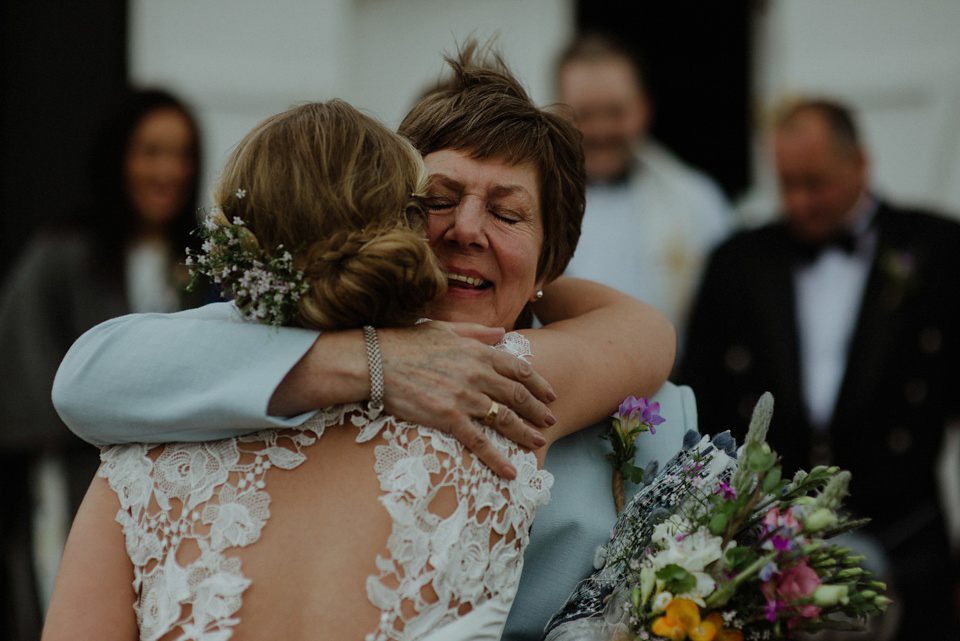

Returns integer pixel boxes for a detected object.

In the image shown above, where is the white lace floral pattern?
[99,331,552,641]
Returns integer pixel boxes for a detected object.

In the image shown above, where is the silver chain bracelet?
[362,325,384,415]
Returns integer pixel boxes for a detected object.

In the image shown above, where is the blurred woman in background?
[0,87,205,636]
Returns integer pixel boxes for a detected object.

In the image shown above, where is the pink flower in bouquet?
[762,506,801,532]
[761,561,822,625]
[762,506,804,552]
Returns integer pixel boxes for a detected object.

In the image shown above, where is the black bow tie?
[791,231,859,264]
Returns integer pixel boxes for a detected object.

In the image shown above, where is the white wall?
[747,0,960,222]
[129,0,574,203]
[132,1,960,220]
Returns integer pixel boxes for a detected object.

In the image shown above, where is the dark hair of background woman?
[67,88,202,280]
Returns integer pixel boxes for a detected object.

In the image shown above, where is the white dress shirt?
[126,238,181,313]
[793,195,878,429]
[565,141,732,345]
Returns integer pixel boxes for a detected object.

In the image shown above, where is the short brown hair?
[399,41,586,286]
[215,100,446,330]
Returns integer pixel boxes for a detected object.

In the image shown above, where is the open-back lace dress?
[98,332,552,641]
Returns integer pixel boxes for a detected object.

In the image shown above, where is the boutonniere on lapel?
[877,247,918,310]
[606,396,664,513]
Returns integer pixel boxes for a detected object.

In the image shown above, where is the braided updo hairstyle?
[213,100,446,330]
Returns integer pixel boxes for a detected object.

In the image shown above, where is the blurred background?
[3,1,960,636]
[4,0,960,280]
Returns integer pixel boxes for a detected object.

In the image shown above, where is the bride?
[43,55,675,641]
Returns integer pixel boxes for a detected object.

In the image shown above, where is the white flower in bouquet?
[646,518,730,610]
[651,520,726,574]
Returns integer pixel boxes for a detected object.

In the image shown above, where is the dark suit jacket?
[679,201,960,599]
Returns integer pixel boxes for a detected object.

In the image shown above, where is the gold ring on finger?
[480,401,499,426]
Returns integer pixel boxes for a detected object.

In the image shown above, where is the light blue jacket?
[503,384,696,640]
[53,302,698,640]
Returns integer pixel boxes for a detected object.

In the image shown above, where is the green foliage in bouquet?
[605,393,889,641]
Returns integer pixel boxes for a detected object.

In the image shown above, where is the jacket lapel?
[753,227,807,423]
[832,205,908,428]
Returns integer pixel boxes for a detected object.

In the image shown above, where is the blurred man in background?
[556,33,733,347]
[680,98,960,639]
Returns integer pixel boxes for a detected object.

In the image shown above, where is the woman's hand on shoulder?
[378,321,556,479]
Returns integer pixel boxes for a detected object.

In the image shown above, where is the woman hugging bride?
[43,47,675,641]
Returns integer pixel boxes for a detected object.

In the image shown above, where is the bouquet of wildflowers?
[545,393,889,641]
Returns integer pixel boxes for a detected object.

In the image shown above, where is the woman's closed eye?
[423,191,526,225]
[491,208,522,225]
[424,198,456,213]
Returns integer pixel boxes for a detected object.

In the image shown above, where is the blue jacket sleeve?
[52,302,320,445]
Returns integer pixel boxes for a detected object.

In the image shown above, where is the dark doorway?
[0,2,127,636]
[576,1,752,200]
[1,0,128,280]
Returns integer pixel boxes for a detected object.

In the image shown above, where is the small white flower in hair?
[188,198,308,327]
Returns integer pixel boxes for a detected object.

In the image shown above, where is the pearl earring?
[535,290,544,300]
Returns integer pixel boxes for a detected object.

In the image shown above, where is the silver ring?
[480,401,499,426]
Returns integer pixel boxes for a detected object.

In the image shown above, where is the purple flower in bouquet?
[764,599,784,623]
[607,396,666,513]
[716,480,737,500]
[761,506,804,552]
[613,396,665,437]
[769,532,794,552]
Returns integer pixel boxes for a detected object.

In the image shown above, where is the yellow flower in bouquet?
[652,598,743,641]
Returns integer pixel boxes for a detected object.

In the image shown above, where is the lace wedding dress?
[98,332,552,641]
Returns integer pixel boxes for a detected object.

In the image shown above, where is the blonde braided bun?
[212,99,446,330]
[299,227,445,330]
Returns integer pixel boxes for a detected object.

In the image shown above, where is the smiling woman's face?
[423,149,544,330]
[125,107,196,227]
